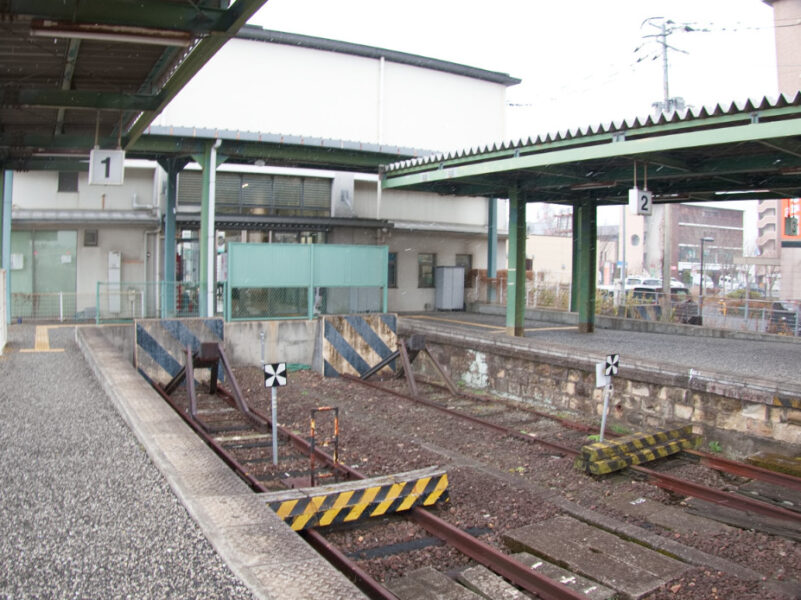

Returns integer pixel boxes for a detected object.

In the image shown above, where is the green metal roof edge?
[384,93,801,175]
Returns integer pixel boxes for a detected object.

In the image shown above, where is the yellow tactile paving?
[19,325,66,353]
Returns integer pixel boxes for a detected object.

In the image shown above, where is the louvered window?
[178,172,330,217]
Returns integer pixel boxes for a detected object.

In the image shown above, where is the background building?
[763,0,801,299]
[7,26,519,318]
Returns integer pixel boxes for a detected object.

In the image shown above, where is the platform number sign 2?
[264,363,287,387]
[628,187,653,216]
[604,354,619,377]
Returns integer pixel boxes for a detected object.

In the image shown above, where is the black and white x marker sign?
[604,354,620,377]
[264,362,287,387]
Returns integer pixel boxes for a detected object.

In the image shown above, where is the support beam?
[123,0,268,148]
[574,201,597,333]
[1,171,11,324]
[487,197,498,303]
[193,142,225,317]
[506,188,526,337]
[157,156,189,318]
[571,208,579,311]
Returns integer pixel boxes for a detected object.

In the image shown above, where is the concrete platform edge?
[75,326,369,600]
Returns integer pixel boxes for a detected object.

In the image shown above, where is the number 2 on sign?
[640,193,650,213]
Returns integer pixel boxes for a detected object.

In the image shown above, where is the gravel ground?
[0,325,254,600]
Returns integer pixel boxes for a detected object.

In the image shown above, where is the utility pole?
[639,17,689,115]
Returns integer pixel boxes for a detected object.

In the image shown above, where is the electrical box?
[435,266,465,310]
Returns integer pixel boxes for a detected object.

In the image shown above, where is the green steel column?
[506,188,526,336]
[157,157,187,318]
[575,200,597,333]
[2,170,12,324]
[196,144,212,317]
[571,208,579,312]
[487,197,498,303]
[193,141,224,318]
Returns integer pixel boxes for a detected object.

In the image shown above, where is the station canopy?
[0,0,269,169]
[382,94,801,205]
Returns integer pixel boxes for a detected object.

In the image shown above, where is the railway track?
[346,374,801,527]
[146,348,801,599]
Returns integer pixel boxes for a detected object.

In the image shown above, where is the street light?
[699,236,714,324]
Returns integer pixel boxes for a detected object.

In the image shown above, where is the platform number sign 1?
[604,354,619,377]
[88,149,125,185]
[264,362,287,387]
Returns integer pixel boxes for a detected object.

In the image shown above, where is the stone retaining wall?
[400,320,801,460]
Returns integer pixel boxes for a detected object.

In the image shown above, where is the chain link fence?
[11,292,94,322]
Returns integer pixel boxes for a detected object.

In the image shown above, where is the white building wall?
[155,37,508,151]
[12,167,158,213]
[11,165,160,303]
[330,227,506,313]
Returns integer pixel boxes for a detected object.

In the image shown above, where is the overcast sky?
[249,0,778,140]
[249,1,778,244]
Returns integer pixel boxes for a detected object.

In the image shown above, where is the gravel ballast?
[0,325,254,600]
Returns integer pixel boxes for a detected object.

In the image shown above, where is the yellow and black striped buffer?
[578,437,699,475]
[264,467,449,531]
[772,395,801,410]
[581,425,695,462]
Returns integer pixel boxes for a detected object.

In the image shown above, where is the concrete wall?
[401,318,800,459]
[224,320,318,368]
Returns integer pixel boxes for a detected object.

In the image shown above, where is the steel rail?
[343,374,577,455]
[685,449,801,493]
[250,402,585,600]
[631,463,801,523]
[345,374,801,525]
[244,403,585,599]
[154,384,393,599]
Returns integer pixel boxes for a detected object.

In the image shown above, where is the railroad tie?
[576,426,700,475]
[263,466,449,531]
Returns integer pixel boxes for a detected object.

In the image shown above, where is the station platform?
[400,309,801,385]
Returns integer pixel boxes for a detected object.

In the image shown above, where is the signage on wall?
[781,198,801,244]
[88,149,125,185]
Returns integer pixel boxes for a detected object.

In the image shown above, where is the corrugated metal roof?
[382,93,801,205]
[385,93,801,172]
[0,1,268,166]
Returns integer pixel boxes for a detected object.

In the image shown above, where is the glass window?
[418,253,435,288]
[388,252,397,288]
[455,253,472,287]
[58,172,78,193]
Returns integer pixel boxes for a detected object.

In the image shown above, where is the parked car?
[626,286,699,324]
[767,301,799,335]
